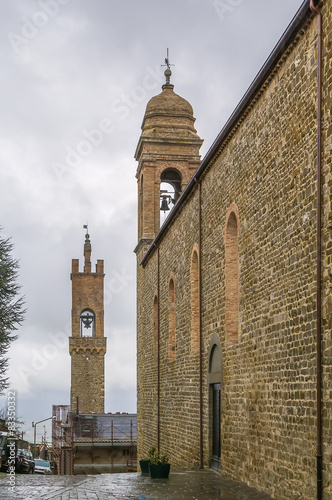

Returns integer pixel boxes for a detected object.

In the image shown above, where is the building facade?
[69,232,106,413]
[52,406,137,475]
[135,1,332,499]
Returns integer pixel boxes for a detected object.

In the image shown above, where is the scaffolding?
[52,406,137,475]
[72,413,137,474]
[52,405,73,475]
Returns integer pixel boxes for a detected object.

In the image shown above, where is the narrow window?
[190,246,199,354]
[225,209,239,345]
[153,293,158,364]
[80,309,95,337]
[168,276,176,361]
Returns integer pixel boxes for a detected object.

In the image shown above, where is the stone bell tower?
[134,53,203,258]
[69,229,106,413]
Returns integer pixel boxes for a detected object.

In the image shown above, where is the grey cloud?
[0,0,303,435]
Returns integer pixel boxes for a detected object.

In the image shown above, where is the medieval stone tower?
[69,231,106,413]
[134,62,203,256]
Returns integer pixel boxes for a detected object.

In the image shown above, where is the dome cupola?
[135,51,203,249]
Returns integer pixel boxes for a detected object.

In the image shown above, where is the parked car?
[34,458,51,474]
[0,432,19,472]
[16,449,35,474]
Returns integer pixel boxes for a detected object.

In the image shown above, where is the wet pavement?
[0,470,274,500]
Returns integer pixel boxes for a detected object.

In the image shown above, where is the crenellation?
[69,234,106,413]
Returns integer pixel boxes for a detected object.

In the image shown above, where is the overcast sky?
[0,0,304,444]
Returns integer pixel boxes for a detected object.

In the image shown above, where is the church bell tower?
[134,53,203,257]
[69,230,106,413]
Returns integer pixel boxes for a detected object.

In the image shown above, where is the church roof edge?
[140,0,317,267]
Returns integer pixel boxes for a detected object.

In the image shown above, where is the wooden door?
[211,383,221,471]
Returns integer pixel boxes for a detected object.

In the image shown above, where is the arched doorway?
[208,334,222,471]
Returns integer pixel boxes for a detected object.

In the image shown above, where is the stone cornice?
[69,337,107,355]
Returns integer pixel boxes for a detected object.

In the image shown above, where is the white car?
[34,459,52,474]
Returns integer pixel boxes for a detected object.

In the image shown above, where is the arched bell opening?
[207,334,223,471]
[80,309,95,337]
[160,168,182,225]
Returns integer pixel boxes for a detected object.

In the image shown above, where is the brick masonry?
[69,235,106,413]
[135,2,332,499]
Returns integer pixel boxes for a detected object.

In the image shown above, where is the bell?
[160,196,170,212]
[82,317,93,329]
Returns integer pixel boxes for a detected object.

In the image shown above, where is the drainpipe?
[156,245,160,454]
[310,2,322,499]
[195,178,203,468]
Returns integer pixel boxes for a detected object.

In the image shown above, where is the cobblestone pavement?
[0,470,274,500]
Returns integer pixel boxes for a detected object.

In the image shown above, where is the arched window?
[190,246,199,354]
[209,344,222,376]
[160,169,182,225]
[168,276,176,361]
[225,207,239,345]
[80,309,95,337]
[153,293,158,363]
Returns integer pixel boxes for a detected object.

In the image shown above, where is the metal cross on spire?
[161,48,174,85]
[162,48,174,70]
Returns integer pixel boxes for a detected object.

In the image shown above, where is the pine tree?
[0,229,25,394]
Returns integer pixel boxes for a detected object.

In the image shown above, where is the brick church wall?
[137,2,332,499]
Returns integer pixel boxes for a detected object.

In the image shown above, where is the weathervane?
[83,223,89,238]
[161,48,174,86]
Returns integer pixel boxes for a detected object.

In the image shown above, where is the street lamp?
[32,416,56,459]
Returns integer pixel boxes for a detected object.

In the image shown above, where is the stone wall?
[136,1,332,498]
[70,345,106,413]
[70,248,106,414]
[321,2,332,499]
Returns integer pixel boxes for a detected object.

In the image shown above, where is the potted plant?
[139,447,155,474]
[148,449,170,479]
